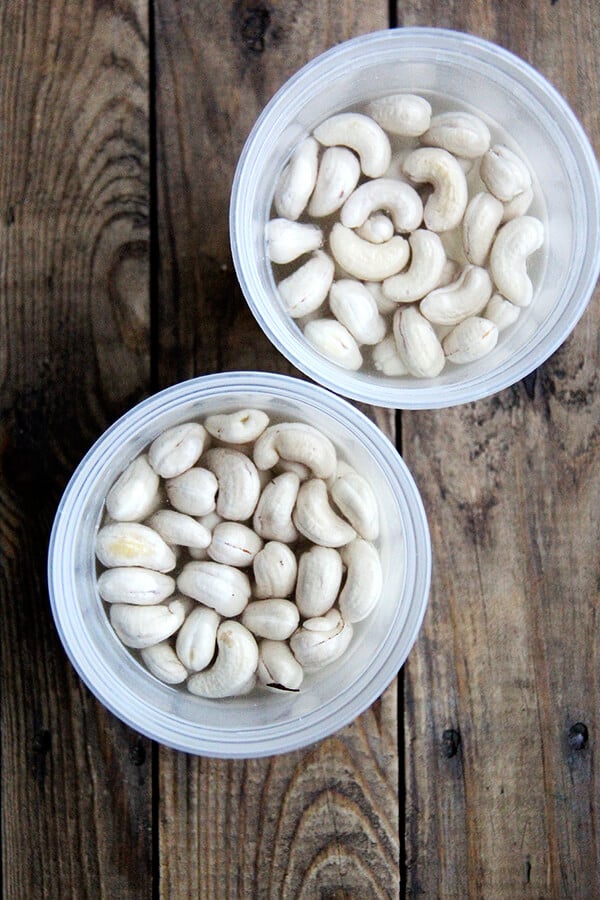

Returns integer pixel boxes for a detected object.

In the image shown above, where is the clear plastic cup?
[230,28,600,409]
[47,372,431,758]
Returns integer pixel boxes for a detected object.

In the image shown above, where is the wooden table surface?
[1,1,598,897]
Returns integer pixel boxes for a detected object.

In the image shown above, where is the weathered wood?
[400,2,600,896]
[153,1,399,896]
[0,2,153,896]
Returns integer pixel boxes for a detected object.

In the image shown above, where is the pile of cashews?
[266,93,545,378]
[95,409,383,698]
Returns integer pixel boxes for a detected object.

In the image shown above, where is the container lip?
[48,371,431,757]
[230,27,600,410]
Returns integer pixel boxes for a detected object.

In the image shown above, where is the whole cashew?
[480,143,532,202]
[339,538,383,623]
[420,264,493,326]
[313,112,392,177]
[308,146,361,217]
[303,318,363,371]
[177,560,251,616]
[187,621,259,698]
[420,111,491,159]
[402,147,468,232]
[329,222,409,281]
[328,279,387,345]
[489,215,545,306]
[253,422,337,479]
[175,605,221,671]
[165,466,218,517]
[207,521,264,567]
[146,509,212,550]
[295,545,343,618]
[382,229,447,303]
[340,178,423,233]
[141,640,189,684]
[241,599,300,641]
[483,292,521,331]
[202,447,261,521]
[277,250,335,319]
[289,608,354,671]
[148,422,208,479]
[253,471,300,543]
[443,316,499,364]
[292,478,357,547]
[105,454,160,522]
[330,461,380,541]
[266,218,323,264]
[462,192,504,266]
[392,305,445,378]
[257,639,304,690]
[253,540,298,599]
[204,408,269,444]
[96,522,176,572]
[109,596,188,649]
[274,136,319,220]
[356,213,395,244]
[97,566,176,606]
[366,93,432,137]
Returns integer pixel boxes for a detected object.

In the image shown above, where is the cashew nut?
[177,560,251,616]
[141,640,189,684]
[402,147,468,232]
[274,136,319,220]
[277,250,335,319]
[96,522,176,572]
[146,509,212,549]
[204,408,269,445]
[483,292,521,331]
[392,305,445,378]
[253,471,300,543]
[186,621,259,699]
[295,545,343,618]
[266,218,323,264]
[241,599,300,641]
[462,191,504,265]
[105,455,160,522]
[253,422,337,479]
[329,222,409,281]
[420,264,493,326]
[109,596,188,649]
[257,639,304,690]
[253,540,298,599]
[165,466,218,516]
[329,461,379,541]
[207,521,264,567]
[303,318,363,371]
[420,111,491,159]
[97,566,176,606]
[289,608,354,671]
[489,215,545,306]
[293,478,357,547]
[382,229,446,303]
[366,93,432,137]
[339,538,383,623]
[308,146,361,217]
[371,334,409,376]
[443,316,499,364]
[328,279,387,345]
[355,213,395,244]
[148,422,208,479]
[501,186,534,223]
[202,447,261,521]
[340,178,423,233]
[175,605,220,671]
[313,112,392,178]
[480,144,532,202]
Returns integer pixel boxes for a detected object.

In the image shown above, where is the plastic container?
[230,28,600,409]
[47,372,431,758]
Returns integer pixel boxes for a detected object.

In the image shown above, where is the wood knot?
[567,722,588,751]
[441,728,461,758]
[239,4,271,53]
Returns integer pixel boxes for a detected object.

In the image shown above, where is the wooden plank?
[0,2,153,896]
[399,2,600,895]
[153,2,399,896]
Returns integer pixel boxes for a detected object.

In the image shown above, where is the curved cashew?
[165,466,218,517]
[241,598,300,641]
[141,640,188,684]
[480,144,532,202]
[274,136,319,220]
[289,608,354,671]
[483,292,521,332]
[339,538,383,623]
[109,596,188,649]
[420,111,491,159]
[366,93,432,137]
[443,316,499,364]
[329,222,409,281]
[292,478,357,548]
[253,471,300,543]
[204,408,269,444]
[307,146,361,217]
[146,509,212,550]
[202,447,261,521]
[253,422,337,479]
[356,213,395,244]
[392,305,445,378]
[97,566,176,606]
[402,147,468,232]
[382,229,446,303]
[313,112,392,178]
[266,218,323,264]
[187,621,259,698]
[501,186,534,223]
[489,215,545,307]
[105,454,160,522]
[462,192,504,265]
[257,639,304,690]
[420,264,493,326]
[329,279,387,346]
[175,605,221,671]
[303,318,363,371]
[207,521,264,567]
[253,540,298,599]
[148,422,208,479]
[330,461,379,541]
[295,545,343,618]
[96,522,176,572]
[340,178,423,233]
[372,334,409,376]
[177,560,251,616]
[277,250,334,319]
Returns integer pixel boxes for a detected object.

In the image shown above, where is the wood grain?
[399,2,600,896]
[0,1,153,896]
[153,1,399,897]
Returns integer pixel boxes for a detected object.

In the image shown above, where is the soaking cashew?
[253,422,337,479]
[165,466,218,516]
[175,605,221,672]
[382,229,446,303]
[253,541,298,599]
[266,218,323,264]
[202,447,261,521]
[295,545,343,618]
[403,147,468,232]
[308,146,361,217]
[480,144,532,202]
[366,93,432,137]
[393,305,445,378]
[420,111,491,159]
[420,264,493,326]
[97,566,176,606]
[329,461,379,541]
[328,279,387,345]
[96,522,176,572]
[177,560,251,616]
[462,192,504,265]
[146,509,212,549]
[274,136,319,220]
[253,471,300,543]
[186,621,259,699]
[289,609,354,671]
[241,599,300,641]
[109,596,188,649]
[141,641,189,684]
[339,538,383,623]
[277,250,335,319]
[313,112,392,177]
[489,215,545,306]
[207,521,264,567]
[204,408,269,445]
[257,640,304,690]
[105,455,160,522]
[329,222,409,282]
[483,292,521,331]
[148,422,208,479]
[443,316,499,364]
[293,478,357,547]
[340,178,423,233]
[501,186,534,223]
[356,213,395,244]
[303,318,363,370]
